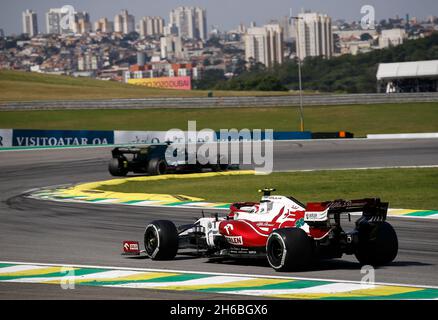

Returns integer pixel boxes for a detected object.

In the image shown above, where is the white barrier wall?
[0,129,12,147]
[114,130,216,145]
[367,133,438,139]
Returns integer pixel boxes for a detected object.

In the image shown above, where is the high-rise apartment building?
[280,16,295,42]
[139,16,165,37]
[194,7,207,40]
[169,6,207,40]
[244,24,284,68]
[46,8,64,34]
[22,10,38,37]
[46,8,90,34]
[114,10,135,34]
[94,18,114,33]
[163,23,179,36]
[160,35,183,59]
[295,12,333,60]
[74,11,91,34]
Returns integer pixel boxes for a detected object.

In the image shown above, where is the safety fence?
[1,92,438,110]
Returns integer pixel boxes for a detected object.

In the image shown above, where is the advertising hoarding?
[12,130,114,147]
[0,129,13,147]
[114,130,216,145]
[128,76,191,90]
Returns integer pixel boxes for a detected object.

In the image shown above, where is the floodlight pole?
[297,55,304,132]
[291,16,304,132]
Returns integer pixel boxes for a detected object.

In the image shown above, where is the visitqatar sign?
[11,130,114,147]
[128,76,192,90]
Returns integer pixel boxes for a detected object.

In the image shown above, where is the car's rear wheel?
[144,220,178,260]
[266,228,314,271]
[108,157,128,176]
[147,157,167,175]
[355,221,398,266]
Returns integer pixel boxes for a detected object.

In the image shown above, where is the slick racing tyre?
[211,155,229,172]
[108,157,128,176]
[211,163,229,171]
[144,220,178,260]
[355,221,398,266]
[147,157,168,175]
[266,228,314,271]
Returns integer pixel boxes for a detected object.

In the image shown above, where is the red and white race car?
[123,188,398,271]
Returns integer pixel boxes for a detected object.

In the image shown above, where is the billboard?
[128,76,191,90]
[12,130,114,147]
[114,130,216,145]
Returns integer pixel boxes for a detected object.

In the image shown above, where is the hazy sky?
[1,0,438,35]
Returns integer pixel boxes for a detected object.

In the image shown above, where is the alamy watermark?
[162,121,274,174]
[60,5,76,31]
[60,266,75,290]
[360,265,376,287]
[361,5,376,30]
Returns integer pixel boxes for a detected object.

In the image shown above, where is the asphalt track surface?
[0,139,437,299]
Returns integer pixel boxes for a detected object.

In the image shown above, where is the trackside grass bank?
[97,168,438,210]
[0,70,291,101]
[0,103,437,137]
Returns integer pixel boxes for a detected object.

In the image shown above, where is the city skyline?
[2,0,438,36]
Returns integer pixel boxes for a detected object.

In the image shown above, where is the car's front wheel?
[144,220,178,260]
[266,228,314,271]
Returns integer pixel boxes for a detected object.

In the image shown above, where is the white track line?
[279,165,438,172]
[26,193,438,220]
[220,283,378,296]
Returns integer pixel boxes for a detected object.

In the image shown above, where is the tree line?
[194,32,438,93]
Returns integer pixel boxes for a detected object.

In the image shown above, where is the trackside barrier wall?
[114,130,216,144]
[11,129,114,147]
[0,129,353,148]
[0,129,13,147]
[367,133,438,139]
[215,131,312,141]
[2,92,438,110]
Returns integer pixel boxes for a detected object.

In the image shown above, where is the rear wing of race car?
[112,147,143,157]
[305,198,388,224]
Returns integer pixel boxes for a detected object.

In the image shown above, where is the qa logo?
[223,224,234,235]
[60,5,76,32]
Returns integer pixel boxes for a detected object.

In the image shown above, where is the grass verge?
[98,168,438,210]
[0,103,437,136]
[0,70,291,101]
